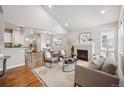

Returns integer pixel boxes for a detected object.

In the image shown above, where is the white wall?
[40,34,69,50]
[0,14,4,45]
[41,34,51,48]
[2,5,67,34]
[51,34,69,51]
[68,22,118,55]
[0,6,4,45]
[0,6,4,69]
[118,6,124,78]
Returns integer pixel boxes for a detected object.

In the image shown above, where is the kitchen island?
[4,48,26,70]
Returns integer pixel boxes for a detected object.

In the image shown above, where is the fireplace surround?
[77,49,88,61]
[74,42,95,61]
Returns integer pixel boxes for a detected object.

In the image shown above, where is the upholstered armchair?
[43,51,58,68]
[60,50,69,59]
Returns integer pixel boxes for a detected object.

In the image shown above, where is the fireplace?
[77,49,88,61]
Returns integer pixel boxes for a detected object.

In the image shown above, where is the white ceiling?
[42,5,121,31]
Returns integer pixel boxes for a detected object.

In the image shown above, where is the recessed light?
[48,5,52,8]
[30,31,34,34]
[16,27,21,30]
[0,53,3,57]
[26,38,30,41]
[100,10,106,14]
[65,23,69,26]
[18,24,24,27]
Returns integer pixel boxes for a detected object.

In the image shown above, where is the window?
[101,31,114,51]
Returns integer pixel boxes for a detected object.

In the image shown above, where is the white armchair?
[43,51,58,68]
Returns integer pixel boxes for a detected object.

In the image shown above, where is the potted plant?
[29,43,33,50]
[29,41,37,52]
[71,45,76,57]
[18,44,22,47]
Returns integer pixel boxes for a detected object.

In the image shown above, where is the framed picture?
[53,38,62,47]
[79,32,91,43]
[53,38,58,47]
[46,39,50,47]
[58,39,62,46]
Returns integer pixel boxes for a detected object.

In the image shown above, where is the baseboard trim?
[0,63,25,71]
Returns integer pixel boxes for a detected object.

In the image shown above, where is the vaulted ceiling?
[42,5,121,31]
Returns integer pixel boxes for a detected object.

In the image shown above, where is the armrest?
[75,64,119,87]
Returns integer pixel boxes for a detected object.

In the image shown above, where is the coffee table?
[62,58,77,72]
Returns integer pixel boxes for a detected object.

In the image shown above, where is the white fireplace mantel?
[74,42,95,61]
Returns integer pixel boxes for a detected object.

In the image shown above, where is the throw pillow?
[88,56,105,70]
[104,57,117,66]
[89,60,101,70]
[101,57,117,75]
[45,51,51,58]
[101,62,117,75]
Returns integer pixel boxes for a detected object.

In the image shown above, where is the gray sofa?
[74,60,119,87]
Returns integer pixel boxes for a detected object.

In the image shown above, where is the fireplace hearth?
[77,49,88,61]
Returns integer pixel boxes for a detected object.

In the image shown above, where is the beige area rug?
[32,63,75,87]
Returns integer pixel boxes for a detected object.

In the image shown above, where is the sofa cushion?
[101,57,117,75]
[88,56,105,70]
[45,51,52,58]
[88,60,101,70]
[101,63,117,75]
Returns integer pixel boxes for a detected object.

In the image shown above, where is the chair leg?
[43,62,46,66]
[74,83,76,87]
[50,62,52,68]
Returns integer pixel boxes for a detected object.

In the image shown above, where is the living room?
[0,3,124,89]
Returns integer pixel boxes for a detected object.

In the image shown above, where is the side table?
[0,56,11,78]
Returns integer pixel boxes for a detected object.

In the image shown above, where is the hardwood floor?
[0,52,45,87]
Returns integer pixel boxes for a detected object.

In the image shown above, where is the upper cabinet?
[4,23,25,48]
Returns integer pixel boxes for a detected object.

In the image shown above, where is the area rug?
[32,63,74,87]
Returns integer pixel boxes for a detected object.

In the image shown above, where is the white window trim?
[100,29,115,52]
